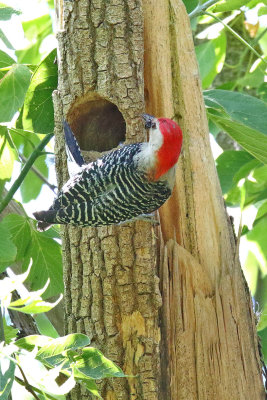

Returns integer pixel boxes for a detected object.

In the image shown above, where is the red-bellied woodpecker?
[33,114,183,231]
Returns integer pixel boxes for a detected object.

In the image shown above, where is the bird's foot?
[134,213,160,226]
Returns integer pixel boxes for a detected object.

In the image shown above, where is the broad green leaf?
[9,295,62,314]
[84,379,102,398]
[254,201,267,226]
[22,230,63,298]
[22,49,58,134]
[15,334,53,351]
[258,325,267,364]
[0,3,21,20]
[212,0,250,12]
[16,14,53,65]
[3,318,18,344]
[182,0,198,13]
[237,59,266,89]
[246,216,267,275]
[0,49,15,79]
[243,250,259,296]
[0,64,31,122]
[0,214,31,261]
[34,314,59,338]
[10,130,49,203]
[257,302,267,332]
[20,153,49,203]
[216,150,254,194]
[204,89,267,136]
[0,125,15,181]
[257,82,267,102]
[0,353,15,400]
[196,33,226,89]
[0,221,17,271]
[210,116,267,164]
[37,334,90,359]
[23,14,52,42]
[74,347,125,380]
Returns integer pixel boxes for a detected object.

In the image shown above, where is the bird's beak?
[141,113,155,129]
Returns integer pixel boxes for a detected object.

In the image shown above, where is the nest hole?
[69,98,126,153]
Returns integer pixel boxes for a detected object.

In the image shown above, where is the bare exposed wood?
[143,0,264,398]
[54,0,265,399]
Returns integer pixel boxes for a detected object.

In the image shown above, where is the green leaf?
[216,150,254,194]
[210,116,267,164]
[204,89,267,136]
[0,3,21,20]
[83,379,102,398]
[22,230,63,298]
[34,314,59,338]
[246,216,267,275]
[0,49,15,79]
[0,220,17,271]
[9,294,62,314]
[182,0,198,13]
[3,318,18,344]
[257,302,267,331]
[212,0,251,12]
[0,125,15,182]
[15,334,53,351]
[37,334,90,360]
[74,347,125,380]
[254,201,267,226]
[10,129,49,203]
[16,14,53,65]
[22,48,58,134]
[20,152,48,203]
[0,64,31,122]
[196,33,226,89]
[0,214,31,261]
[258,325,267,364]
[0,352,15,400]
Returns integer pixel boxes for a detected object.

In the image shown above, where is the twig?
[14,375,59,400]
[205,11,267,66]
[19,152,57,193]
[189,0,219,19]
[0,133,53,214]
[17,365,40,400]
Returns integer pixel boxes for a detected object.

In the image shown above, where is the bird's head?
[141,113,183,180]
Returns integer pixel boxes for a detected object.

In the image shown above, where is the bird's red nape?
[154,118,183,180]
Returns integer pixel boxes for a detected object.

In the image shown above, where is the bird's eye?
[151,122,156,129]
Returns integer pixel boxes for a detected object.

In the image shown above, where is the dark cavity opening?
[68,97,126,152]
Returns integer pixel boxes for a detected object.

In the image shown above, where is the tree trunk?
[53,0,265,399]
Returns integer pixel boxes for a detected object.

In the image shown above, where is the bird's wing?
[52,143,143,209]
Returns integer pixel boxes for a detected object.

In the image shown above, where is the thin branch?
[17,365,40,400]
[205,11,267,66]
[19,152,57,193]
[0,133,53,214]
[189,0,219,19]
[14,376,59,400]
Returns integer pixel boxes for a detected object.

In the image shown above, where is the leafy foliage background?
[0,0,266,398]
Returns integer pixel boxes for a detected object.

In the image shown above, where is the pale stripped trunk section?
[53,0,265,399]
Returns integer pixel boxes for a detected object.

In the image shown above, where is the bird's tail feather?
[63,121,85,167]
[33,210,57,232]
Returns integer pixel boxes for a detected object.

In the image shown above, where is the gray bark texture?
[53,0,265,399]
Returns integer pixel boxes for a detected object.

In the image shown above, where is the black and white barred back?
[37,143,171,227]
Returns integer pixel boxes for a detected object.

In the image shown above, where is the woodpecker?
[33,114,183,231]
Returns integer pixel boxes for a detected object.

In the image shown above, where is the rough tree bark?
[53,0,265,399]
